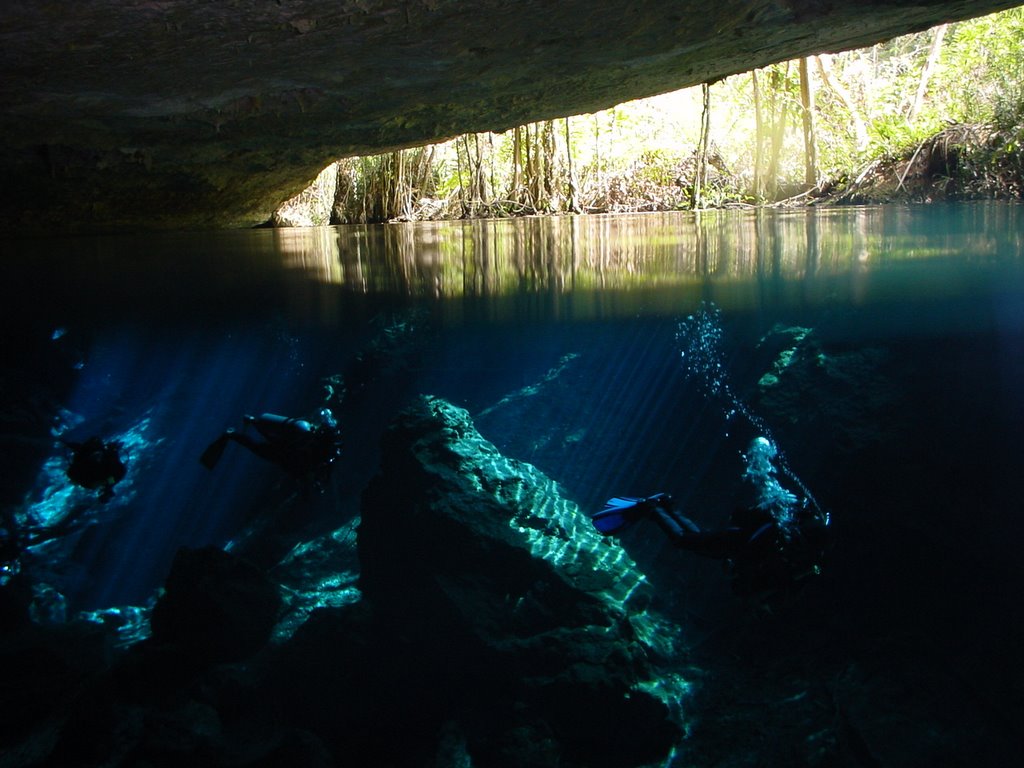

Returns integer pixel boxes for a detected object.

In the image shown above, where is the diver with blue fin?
[593,485,830,598]
[201,409,341,486]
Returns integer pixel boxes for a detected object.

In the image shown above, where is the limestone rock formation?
[0,1,1019,231]
[269,395,687,767]
[753,324,899,453]
[149,546,282,664]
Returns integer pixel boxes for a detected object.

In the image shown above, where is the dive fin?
[591,496,648,535]
[200,434,230,470]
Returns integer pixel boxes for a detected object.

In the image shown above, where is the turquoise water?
[2,204,1023,764]
[2,203,1022,612]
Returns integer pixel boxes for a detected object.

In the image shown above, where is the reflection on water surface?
[282,204,1023,298]
[6,204,1022,327]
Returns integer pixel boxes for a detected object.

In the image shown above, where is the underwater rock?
[149,546,282,664]
[332,394,686,767]
[753,325,897,454]
[0,618,114,758]
[6,401,687,767]
[474,352,587,468]
[268,517,361,644]
[78,603,153,648]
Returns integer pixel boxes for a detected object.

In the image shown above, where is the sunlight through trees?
[274,7,1024,225]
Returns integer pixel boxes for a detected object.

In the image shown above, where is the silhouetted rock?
[149,547,281,664]
[7,399,690,767]
[269,395,686,767]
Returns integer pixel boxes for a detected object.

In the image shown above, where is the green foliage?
[866,113,940,160]
[276,7,1024,224]
[943,8,1024,125]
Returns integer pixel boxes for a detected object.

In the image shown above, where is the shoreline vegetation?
[273,9,1024,227]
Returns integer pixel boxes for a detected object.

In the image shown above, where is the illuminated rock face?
[353,394,682,766]
[0,0,1017,230]
[359,395,651,616]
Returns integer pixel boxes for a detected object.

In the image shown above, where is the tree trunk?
[752,69,765,200]
[509,125,525,209]
[455,138,467,217]
[525,123,538,211]
[393,149,407,219]
[799,57,818,189]
[766,63,790,201]
[417,144,436,200]
[541,120,557,212]
[909,23,947,121]
[693,82,711,209]
[814,54,869,149]
[564,117,580,213]
[471,132,486,215]
[488,133,497,207]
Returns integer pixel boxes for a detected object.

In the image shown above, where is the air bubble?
[677,302,825,525]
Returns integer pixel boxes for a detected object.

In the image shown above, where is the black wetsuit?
[210,413,341,483]
[649,495,828,596]
[65,437,127,501]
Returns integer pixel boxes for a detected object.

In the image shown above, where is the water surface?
[2,203,1022,622]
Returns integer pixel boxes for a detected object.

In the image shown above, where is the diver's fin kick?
[591,496,649,534]
[199,433,231,470]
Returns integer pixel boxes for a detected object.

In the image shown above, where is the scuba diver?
[593,492,829,597]
[200,409,341,487]
[63,436,127,502]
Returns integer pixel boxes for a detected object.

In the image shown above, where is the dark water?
[2,204,1024,760]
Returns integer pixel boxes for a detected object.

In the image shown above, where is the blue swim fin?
[591,496,648,535]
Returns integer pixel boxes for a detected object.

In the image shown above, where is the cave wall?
[1,0,1020,231]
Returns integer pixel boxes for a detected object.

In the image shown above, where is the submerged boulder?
[359,394,653,640]
[268,517,362,644]
[272,395,686,767]
[149,546,282,664]
[362,395,684,765]
[753,325,897,454]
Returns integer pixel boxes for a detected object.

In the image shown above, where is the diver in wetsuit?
[592,492,829,597]
[201,409,341,486]
[63,436,127,502]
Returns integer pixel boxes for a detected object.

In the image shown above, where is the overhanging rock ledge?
[0,0,1018,231]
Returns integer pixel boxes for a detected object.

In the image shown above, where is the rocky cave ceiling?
[1,0,1021,232]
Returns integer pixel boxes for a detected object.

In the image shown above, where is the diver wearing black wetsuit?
[593,492,829,597]
[64,436,127,501]
[201,410,341,485]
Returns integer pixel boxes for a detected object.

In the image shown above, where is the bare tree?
[799,57,818,188]
[693,82,712,209]
[909,24,948,121]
